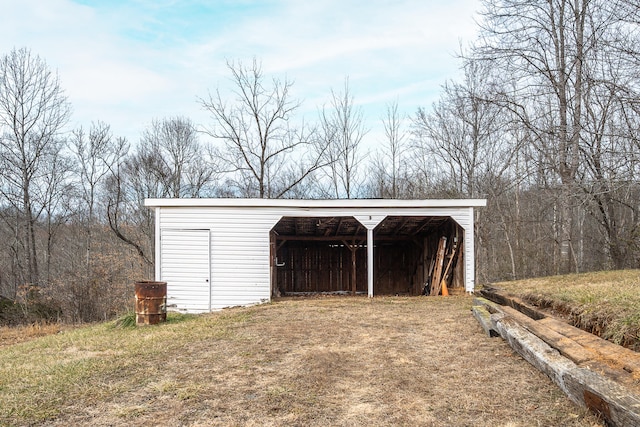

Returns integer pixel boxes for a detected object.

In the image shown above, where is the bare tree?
[412,61,510,198]
[472,0,640,273]
[367,100,410,198]
[473,0,597,273]
[0,47,71,287]
[105,117,220,272]
[411,59,523,284]
[70,122,125,273]
[37,144,74,285]
[578,56,640,269]
[104,141,156,271]
[140,116,216,198]
[200,59,325,198]
[317,78,367,199]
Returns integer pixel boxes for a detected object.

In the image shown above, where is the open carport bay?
[272,215,465,296]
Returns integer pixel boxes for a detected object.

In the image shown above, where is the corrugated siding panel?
[161,229,210,313]
[451,210,476,292]
[210,231,271,310]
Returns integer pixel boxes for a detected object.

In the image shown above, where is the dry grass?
[490,269,640,350]
[0,323,63,349]
[0,296,602,426]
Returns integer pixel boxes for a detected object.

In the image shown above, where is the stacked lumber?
[412,227,464,296]
[429,236,447,296]
[427,230,461,296]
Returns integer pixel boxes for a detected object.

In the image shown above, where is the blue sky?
[2,0,481,147]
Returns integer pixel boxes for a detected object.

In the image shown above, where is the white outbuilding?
[144,198,486,313]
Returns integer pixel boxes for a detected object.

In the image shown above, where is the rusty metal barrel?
[134,281,167,325]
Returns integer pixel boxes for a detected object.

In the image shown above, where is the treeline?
[2,0,640,323]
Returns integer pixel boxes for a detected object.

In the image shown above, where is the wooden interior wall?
[373,242,421,295]
[276,243,367,294]
[276,241,422,295]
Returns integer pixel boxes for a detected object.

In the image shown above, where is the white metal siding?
[464,208,476,293]
[160,229,211,313]
[159,208,278,310]
[209,228,271,310]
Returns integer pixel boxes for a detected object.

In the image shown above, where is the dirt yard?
[1,296,603,426]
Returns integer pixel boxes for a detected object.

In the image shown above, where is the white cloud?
[0,0,481,144]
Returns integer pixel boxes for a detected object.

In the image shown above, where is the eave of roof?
[144,198,487,208]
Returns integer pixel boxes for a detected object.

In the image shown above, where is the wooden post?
[453,240,464,289]
[351,243,357,295]
[343,240,358,296]
[342,246,348,291]
[423,237,430,293]
[415,251,423,295]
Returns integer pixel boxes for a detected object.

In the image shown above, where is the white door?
[160,229,211,313]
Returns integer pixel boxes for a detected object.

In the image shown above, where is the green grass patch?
[489,269,640,349]
[111,311,137,329]
[109,311,197,329]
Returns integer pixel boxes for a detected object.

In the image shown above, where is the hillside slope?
[489,269,640,351]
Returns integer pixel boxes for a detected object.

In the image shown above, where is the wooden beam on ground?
[480,288,547,320]
[539,317,640,378]
[473,296,640,426]
[494,314,640,426]
[499,305,596,364]
[471,302,499,337]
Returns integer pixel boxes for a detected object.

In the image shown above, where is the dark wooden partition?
[276,242,367,294]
